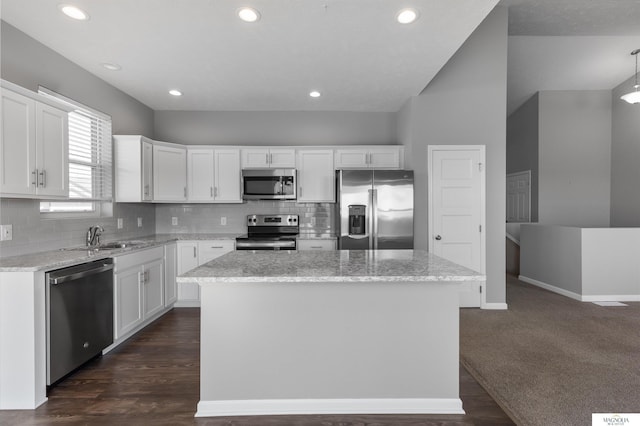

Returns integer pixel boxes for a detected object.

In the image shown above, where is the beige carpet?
[460,275,640,426]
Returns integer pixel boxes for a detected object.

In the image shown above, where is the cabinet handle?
[266,153,269,164]
[139,271,145,284]
[144,184,149,196]
[210,186,213,197]
[311,246,322,249]
[39,170,46,187]
[214,187,218,197]
[299,187,302,197]
[193,247,197,258]
[210,246,223,249]
[32,169,38,187]
[145,271,149,282]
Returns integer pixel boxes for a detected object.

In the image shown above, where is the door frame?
[428,145,487,299]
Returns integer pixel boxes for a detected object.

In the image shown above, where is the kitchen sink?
[62,241,148,251]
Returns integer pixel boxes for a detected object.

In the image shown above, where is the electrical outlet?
[0,225,13,241]
[172,217,178,226]
[137,217,143,227]
[220,217,227,226]
[117,218,123,229]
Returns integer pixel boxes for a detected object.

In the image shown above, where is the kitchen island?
[177,249,485,418]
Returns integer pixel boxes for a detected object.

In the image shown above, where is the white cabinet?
[114,135,154,202]
[297,150,335,202]
[153,144,187,202]
[297,239,337,250]
[164,242,177,307]
[112,246,165,341]
[187,148,241,203]
[334,147,403,169]
[175,239,235,307]
[242,148,296,168]
[0,84,69,198]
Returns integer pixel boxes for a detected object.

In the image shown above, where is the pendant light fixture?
[621,49,640,104]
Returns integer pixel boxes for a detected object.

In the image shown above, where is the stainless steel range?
[235,214,299,250]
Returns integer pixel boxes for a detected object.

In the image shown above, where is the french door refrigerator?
[337,169,414,250]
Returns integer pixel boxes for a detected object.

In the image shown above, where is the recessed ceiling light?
[101,62,121,71]
[58,4,90,21]
[309,91,321,98]
[238,7,261,23]
[169,89,182,97]
[396,8,419,24]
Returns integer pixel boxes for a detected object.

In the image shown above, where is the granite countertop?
[0,233,241,272]
[178,249,485,283]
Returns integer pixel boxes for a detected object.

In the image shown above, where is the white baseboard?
[519,275,583,301]
[481,302,508,310]
[195,398,465,417]
[173,300,201,308]
[519,275,640,302]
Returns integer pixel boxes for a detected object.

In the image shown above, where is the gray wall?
[506,93,539,222]
[0,22,156,256]
[538,91,611,226]
[154,110,397,145]
[610,74,640,226]
[400,7,508,305]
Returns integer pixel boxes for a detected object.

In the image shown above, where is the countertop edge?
[178,275,486,284]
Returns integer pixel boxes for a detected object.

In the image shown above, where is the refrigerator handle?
[369,188,377,250]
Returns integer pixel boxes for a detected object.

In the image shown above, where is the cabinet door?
[198,240,235,264]
[153,144,187,201]
[0,89,36,195]
[35,102,68,198]
[269,149,296,168]
[164,243,177,307]
[177,242,200,304]
[114,266,144,339]
[368,148,401,169]
[214,149,241,202]
[297,150,335,202]
[142,140,153,201]
[143,259,164,318]
[334,149,369,169]
[187,148,215,201]
[242,148,270,168]
[297,239,337,250]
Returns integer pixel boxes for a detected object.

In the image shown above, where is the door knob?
[435,235,442,240]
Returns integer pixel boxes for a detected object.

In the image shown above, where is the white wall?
[154,110,397,146]
[538,91,612,226]
[400,7,508,305]
[610,74,640,226]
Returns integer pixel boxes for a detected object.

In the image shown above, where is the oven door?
[235,238,297,251]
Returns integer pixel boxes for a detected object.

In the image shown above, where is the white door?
[114,266,144,339]
[141,140,153,201]
[35,102,68,198]
[297,150,335,202]
[164,243,177,307]
[187,148,215,201]
[153,144,187,201]
[143,259,164,319]
[368,148,401,169]
[428,145,485,307]
[506,171,531,223]
[268,149,296,168]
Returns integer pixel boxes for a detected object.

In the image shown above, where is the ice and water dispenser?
[348,205,366,236]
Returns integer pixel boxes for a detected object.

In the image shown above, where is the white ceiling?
[0,0,499,112]
[2,0,639,115]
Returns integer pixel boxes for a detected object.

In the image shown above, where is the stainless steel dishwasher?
[46,258,114,385]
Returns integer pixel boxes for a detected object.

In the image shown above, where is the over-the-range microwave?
[242,168,297,201]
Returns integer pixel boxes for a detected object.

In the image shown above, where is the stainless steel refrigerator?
[337,169,414,250]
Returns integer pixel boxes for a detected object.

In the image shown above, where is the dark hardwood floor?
[1,308,514,426]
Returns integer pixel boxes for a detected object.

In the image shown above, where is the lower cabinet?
[297,239,337,250]
[112,246,166,343]
[164,242,177,307]
[175,239,235,307]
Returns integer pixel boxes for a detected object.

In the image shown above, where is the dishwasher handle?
[49,262,114,285]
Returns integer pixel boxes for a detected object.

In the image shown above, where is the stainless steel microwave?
[242,169,297,200]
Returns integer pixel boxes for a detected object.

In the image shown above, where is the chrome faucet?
[86,225,104,247]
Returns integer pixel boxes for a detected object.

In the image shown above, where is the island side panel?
[198,280,461,416]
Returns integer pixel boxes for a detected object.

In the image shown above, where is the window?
[38,88,113,216]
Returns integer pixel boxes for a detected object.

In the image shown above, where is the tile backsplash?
[0,198,156,257]
[155,201,336,235]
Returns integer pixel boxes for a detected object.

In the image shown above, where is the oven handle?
[236,241,296,249]
[49,263,114,285]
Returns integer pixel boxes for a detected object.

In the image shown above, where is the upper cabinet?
[1,83,70,199]
[114,135,154,202]
[334,147,403,169]
[153,143,187,202]
[242,148,296,169]
[187,148,241,203]
[297,150,335,202]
